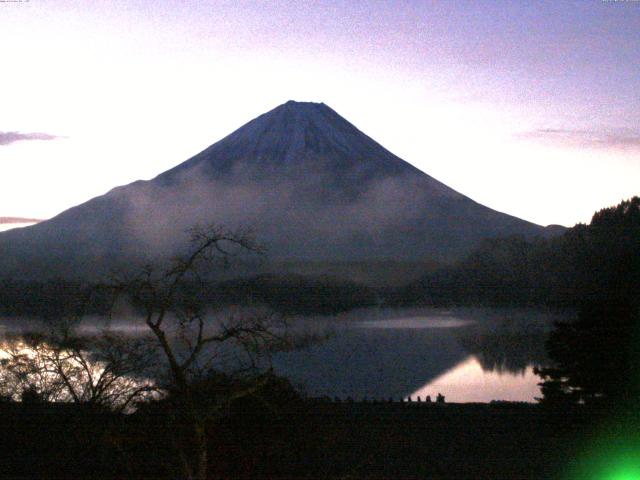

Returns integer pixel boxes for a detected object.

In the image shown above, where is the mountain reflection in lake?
[0,308,562,403]
[409,357,542,403]
[269,308,558,402]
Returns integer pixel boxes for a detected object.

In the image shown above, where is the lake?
[268,307,557,402]
[0,307,561,404]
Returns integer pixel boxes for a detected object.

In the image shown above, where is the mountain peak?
[158,100,415,183]
[267,99,336,122]
[283,99,324,107]
[270,99,339,121]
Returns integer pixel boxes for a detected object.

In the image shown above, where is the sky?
[1,0,639,230]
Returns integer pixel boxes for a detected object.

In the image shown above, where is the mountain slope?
[0,101,556,280]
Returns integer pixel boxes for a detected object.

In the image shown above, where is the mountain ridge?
[0,100,560,280]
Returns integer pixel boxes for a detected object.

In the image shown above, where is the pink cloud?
[0,217,43,224]
[0,131,61,146]
[516,128,640,152]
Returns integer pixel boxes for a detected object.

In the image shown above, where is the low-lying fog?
[0,307,566,403]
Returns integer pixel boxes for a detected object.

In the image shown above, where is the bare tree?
[0,326,159,412]
[0,225,299,478]
[104,225,292,480]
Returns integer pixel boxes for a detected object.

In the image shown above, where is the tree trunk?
[194,421,208,480]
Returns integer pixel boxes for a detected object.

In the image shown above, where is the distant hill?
[0,101,562,280]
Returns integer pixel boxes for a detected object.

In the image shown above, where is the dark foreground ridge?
[0,399,609,479]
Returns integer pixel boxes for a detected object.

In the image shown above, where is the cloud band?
[0,131,61,146]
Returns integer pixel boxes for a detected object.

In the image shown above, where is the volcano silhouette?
[0,101,554,279]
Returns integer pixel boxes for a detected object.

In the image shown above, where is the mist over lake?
[0,307,560,403]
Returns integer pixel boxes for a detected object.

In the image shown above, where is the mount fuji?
[0,101,557,280]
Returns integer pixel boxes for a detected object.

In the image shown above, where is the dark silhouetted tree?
[105,225,293,480]
[536,197,640,406]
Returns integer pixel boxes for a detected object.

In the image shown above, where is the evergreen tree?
[537,197,640,405]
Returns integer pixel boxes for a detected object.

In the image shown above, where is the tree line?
[0,273,380,319]
[394,197,637,312]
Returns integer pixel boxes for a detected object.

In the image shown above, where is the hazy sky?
[1,0,638,228]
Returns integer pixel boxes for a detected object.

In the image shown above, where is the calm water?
[269,308,556,402]
[0,308,560,403]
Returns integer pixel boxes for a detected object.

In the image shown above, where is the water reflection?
[456,331,548,375]
[0,308,561,403]
[271,308,558,402]
[356,317,473,330]
[0,330,159,411]
[409,356,542,403]
[271,320,468,399]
